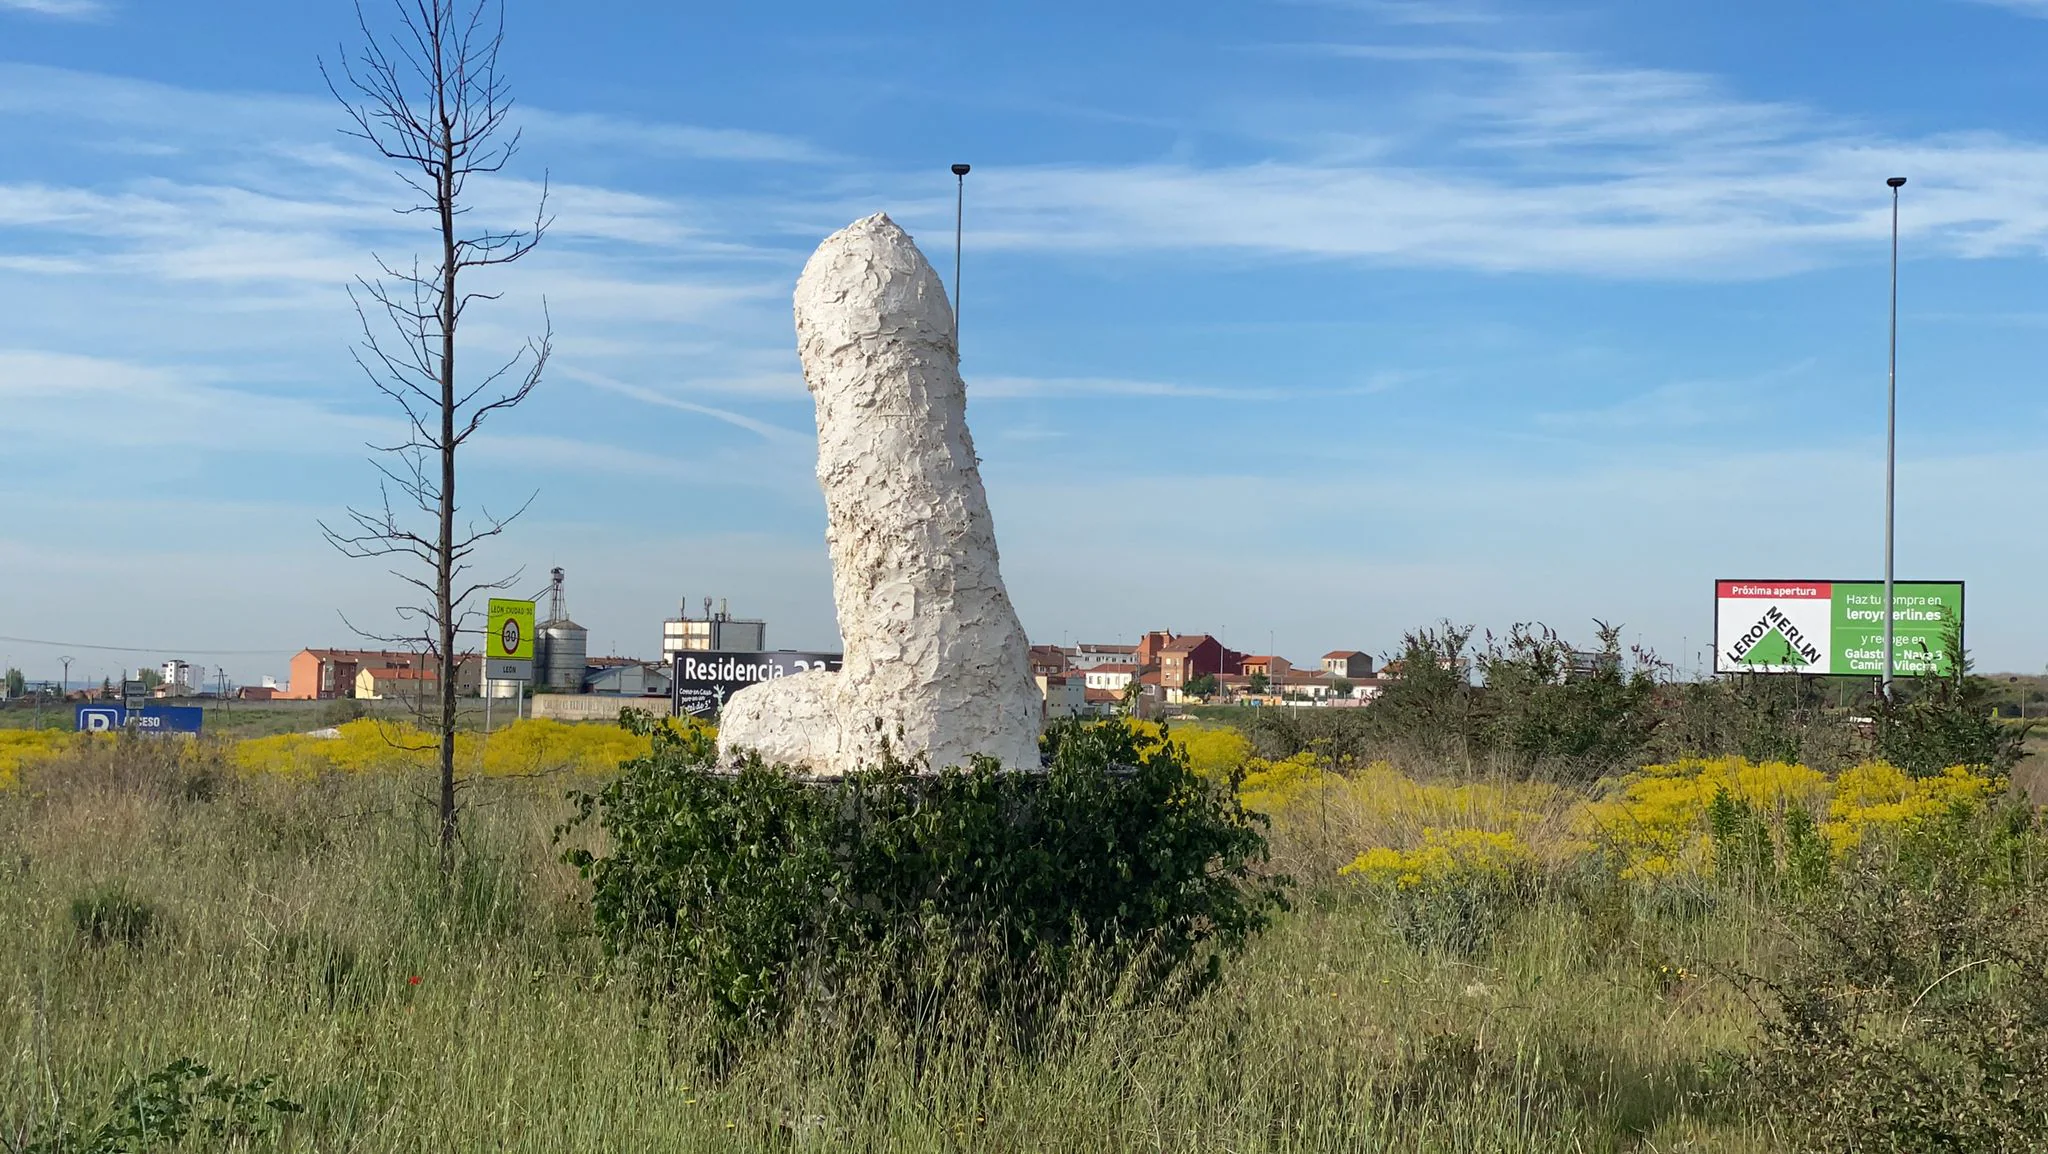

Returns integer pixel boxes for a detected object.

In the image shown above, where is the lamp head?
[951,163,972,177]
[1887,176,1907,188]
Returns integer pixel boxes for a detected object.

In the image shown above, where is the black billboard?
[671,650,843,719]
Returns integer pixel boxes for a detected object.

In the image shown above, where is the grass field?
[0,696,539,740]
[2,729,1902,1153]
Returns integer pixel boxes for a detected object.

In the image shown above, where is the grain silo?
[535,567,588,693]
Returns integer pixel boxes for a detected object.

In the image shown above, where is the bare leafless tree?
[321,0,551,870]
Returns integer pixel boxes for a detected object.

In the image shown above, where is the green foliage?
[4,668,24,698]
[1382,869,1532,958]
[1370,623,1480,756]
[1479,621,1660,779]
[69,887,159,949]
[1247,672,1269,694]
[316,697,368,727]
[1182,672,1218,699]
[1873,623,2029,777]
[1702,788,1830,896]
[1747,803,2048,1152]
[13,1057,301,1153]
[559,716,1286,1038]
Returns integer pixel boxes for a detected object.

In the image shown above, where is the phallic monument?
[716,213,1043,774]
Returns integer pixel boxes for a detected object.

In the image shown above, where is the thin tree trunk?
[435,21,460,872]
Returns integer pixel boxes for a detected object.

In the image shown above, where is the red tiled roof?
[1088,663,1138,674]
[1159,634,1216,653]
[1324,650,1367,659]
[1083,688,1120,703]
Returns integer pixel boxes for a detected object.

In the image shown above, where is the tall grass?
[4,738,1786,1151]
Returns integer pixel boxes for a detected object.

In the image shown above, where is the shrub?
[317,697,368,727]
[1341,827,1537,955]
[70,886,160,949]
[1872,625,2028,777]
[1478,621,1661,779]
[558,716,1287,1040]
[16,1057,302,1153]
[1747,803,2048,1152]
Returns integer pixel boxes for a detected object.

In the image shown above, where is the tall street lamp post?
[1884,175,1906,701]
[951,163,970,353]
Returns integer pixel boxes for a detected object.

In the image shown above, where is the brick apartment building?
[282,648,480,700]
[1155,634,1244,690]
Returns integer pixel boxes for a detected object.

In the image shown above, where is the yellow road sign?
[487,598,536,661]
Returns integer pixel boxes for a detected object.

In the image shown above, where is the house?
[354,666,437,701]
[1157,634,1240,690]
[236,685,277,702]
[1028,644,1070,679]
[1134,631,1177,669]
[1067,642,1138,671]
[1273,669,1336,701]
[584,662,672,697]
[1082,686,1122,716]
[1239,655,1293,680]
[284,648,480,699]
[1083,663,1137,693]
[1323,650,1374,679]
[1035,673,1086,721]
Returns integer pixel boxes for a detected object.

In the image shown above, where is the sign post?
[671,651,843,719]
[1713,579,1964,677]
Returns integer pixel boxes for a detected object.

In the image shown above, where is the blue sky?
[2,0,2046,687]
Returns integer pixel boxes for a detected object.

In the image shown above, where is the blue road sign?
[135,706,203,734]
[76,704,124,732]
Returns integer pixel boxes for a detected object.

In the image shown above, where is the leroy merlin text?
[1727,606,1823,666]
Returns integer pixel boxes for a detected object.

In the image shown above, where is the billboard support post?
[1884,175,1907,700]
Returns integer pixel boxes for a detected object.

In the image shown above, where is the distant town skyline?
[3,0,2047,683]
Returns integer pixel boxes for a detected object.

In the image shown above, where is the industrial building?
[661,597,765,662]
[534,568,588,694]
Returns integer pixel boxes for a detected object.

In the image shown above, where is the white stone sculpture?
[717,213,1043,774]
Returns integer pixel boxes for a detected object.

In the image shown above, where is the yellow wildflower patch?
[1820,762,2002,855]
[229,718,663,779]
[1578,756,1828,880]
[1340,827,1534,889]
[0,729,75,788]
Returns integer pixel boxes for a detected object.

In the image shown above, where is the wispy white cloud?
[0,0,105,18]
[974,375,1286,400]
[947,48,2048,278]
[1535,361,1817,432]
[558,367,805,443]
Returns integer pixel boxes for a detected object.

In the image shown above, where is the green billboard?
[1714,580,1964,677]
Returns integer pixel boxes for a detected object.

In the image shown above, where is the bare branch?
[323,0,546,874]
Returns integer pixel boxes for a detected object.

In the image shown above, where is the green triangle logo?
[1739,624,1809,667]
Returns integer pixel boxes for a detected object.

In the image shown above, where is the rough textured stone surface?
[718,213,1042,774]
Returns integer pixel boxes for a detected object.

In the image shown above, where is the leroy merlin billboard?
[1714,580,1964,677]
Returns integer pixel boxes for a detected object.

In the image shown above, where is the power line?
[0,634,296,656]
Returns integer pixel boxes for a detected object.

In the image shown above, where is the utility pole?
[951,162,970,353]
[1883,176,1907,701]
[60,656,73,701]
